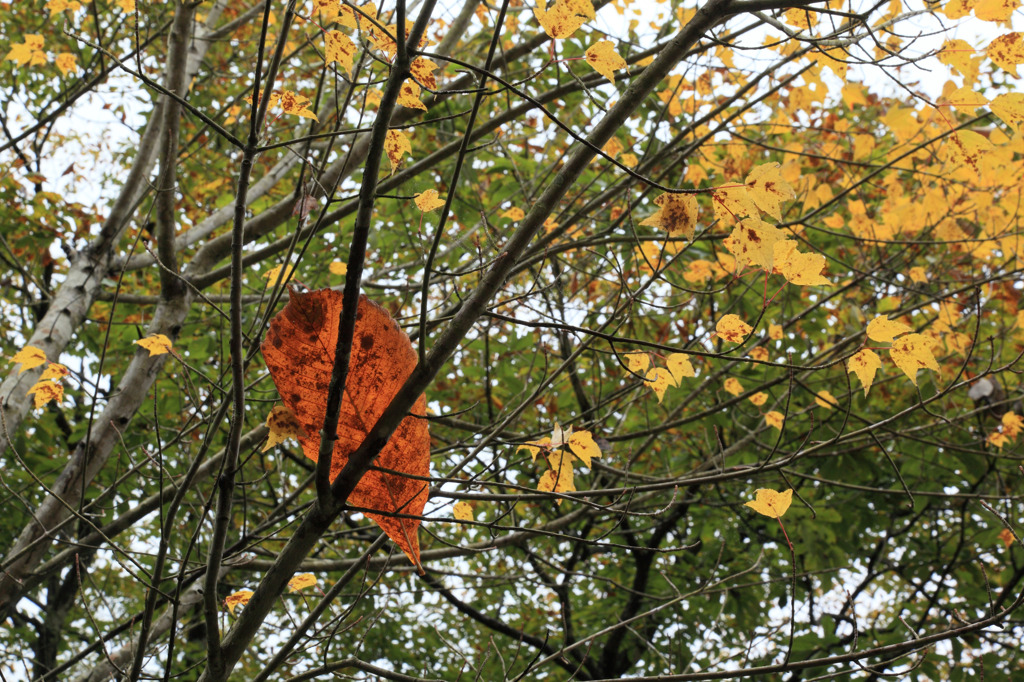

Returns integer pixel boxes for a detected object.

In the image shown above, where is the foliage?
[1,0,1024,680]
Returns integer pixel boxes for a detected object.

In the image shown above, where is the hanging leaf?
[134,335,174,357]
[414,189,446,212]
[744,488,793,518]
[639,193,699,241]
[890,333,940,385]
[585,40,626,83]
[224,589,253,614]
[262,289,430,570]
[10,346,47,374]
[715,315,752,344]
[263,405,306,452]
[847,349,882,396]
[866,315,911,343]
[384,129,412,174]
[453,501,474,521]
[533,0,595,40]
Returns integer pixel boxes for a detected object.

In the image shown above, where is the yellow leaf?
[990,92,1024,134]
[938,39,981,83]
[645,368,674,403]
[716,314,752,344]
[769,324,783,340]
[533,0,595,40]
[585,40,626,83]
[27,381,63,409]
[365,89,383,107]
[5,35,47,67]
[224,589,253,615]
[749,347,769,362]
[908,266,928,283]
[974,0,1020,22]
[619,152,638,167]
[847,349,882,397]
[501,207,525,220]
[55,53,77,76]
[986,33,1024,77]
[414,189,446,212]
[368,23,398,58]
[262,264,295,286]
[538,450,575,504]
[1002,411,1023,438]
[46,0,83,13]
[411,57,439,90]
[115,0,135,12]
[867,315,912,343]
[517,437,551,463]
[890,333,940,385]
[773,241,830,286]
[639,193,699,241]
[567,429,601,467]
[624,351,650,375]
[384,130,411,174]
[724,377,744,396]
[765,411,784,430]
[744,488,793,518]
[10,345,47,374]
[134,334,173,357]
[453,501,474,521]
[263,405,306,452]
[603,137,623,158]
[999,527,1015,548]
[278,91,318,121]
[724,218,785,272]
[397,79,427,111]
[39,363,69,381]
[287,573,317,592]
[749,392,768,406]
[942,86,988,113]
[988,430,1009,448]
[815,390,838,409]
[666,353,695,383]
[325,30,356,74]
[744,163,796,221]
[329,261,348,275]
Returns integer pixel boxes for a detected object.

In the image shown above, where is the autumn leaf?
[999,528,1015,548]
[715,314,752,344]
[815,390,837,409]
[866,315,911,343]
[724,377,743,396]
[501,207,525,221]
[567,430,601,467]
[384,129,412,174]
[224,590,253,615]
[517,436,552,462]
[134,334,173,357]
[330,261,348,276]
[410,57,439,90]
[645,367,674,403]
[27,381,63,409]
[533,0,595,40]
[262,290,430,569]
[666,353,695,383]
[974,0,1020,21]
[773,241,830,286]
[397,79,427,111]
[10,346,47,374]
[414,189,446,212]
[724,218,785,272]
[944,130,993,177]
[39,363,69,381]
[745,163,795,221]
[585,40,626,83]
[745,488,793,518]
[325,30,357,73]
[263,405,306,452]
[750,392,768,406]
[640,193,699,241]
[986,32,1024,77]
[287,573,317,592]
[5,35,47,67]
[45,0,83,13]
[847,349,881,396]
[538,449,575,503]
[990,92,1024,134]
[278,91,318,120]
[624,351,650,375]
[55,53,77,76]
[765,411,784,430]
[453,500,474,521]
[890,333,940,385]
[115,0,135,12]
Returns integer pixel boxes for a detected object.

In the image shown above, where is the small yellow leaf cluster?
[517,424,602,504]
[988,411,1024,449]
[623,351,696,403]
[10,345,72,409]
[849,316,939,395]
[245,90,318,121]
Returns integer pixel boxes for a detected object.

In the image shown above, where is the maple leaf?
[262,290,430,569]
[453,501,474,521]
[55,53,77,76]
[287,573,317,592]
[517,436,552,462]
[990,92,1024,134]
[325,30,356,73]
[384,130,411,174]
[585,40,626,83]
[724,377,743,396]
[262,264,295,286]
[624,351,650,375]
[889,333,940,385]
[410,57,439,90]
[866,315,911,343]
[134,334,173,357]
[224,590,253,615]
[847,349,881,396]
[414,189,446,212]
[10,345,47,374]
[567,430,601,467]
[645,367,674,403]
[944,130,992,177]
[263,405,306,452]
[815,390,837,410]
[501,207,525,220]
[745,488,793,518]
[39,363,69,381]
[712,186,759,226]
[1002,411,1023,439]
[986,33,1024,77]
[744,163,795,221]
[27,381,63,409]
[773,241,830,286]
[5,35,47,67]
[538,449,576,503]
[533,0,595,40]
[278,91,318,120]
[724,218,785,272]
[715,314,752,344]
[640,193,699,241]
[765,411,784,430]
[769,324,783,340]
[666,353,695,383]
[397,79,427,111]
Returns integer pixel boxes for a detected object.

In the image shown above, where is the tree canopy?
[2,0,1024,679]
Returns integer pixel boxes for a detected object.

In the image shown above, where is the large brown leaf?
[262,288,429,568]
